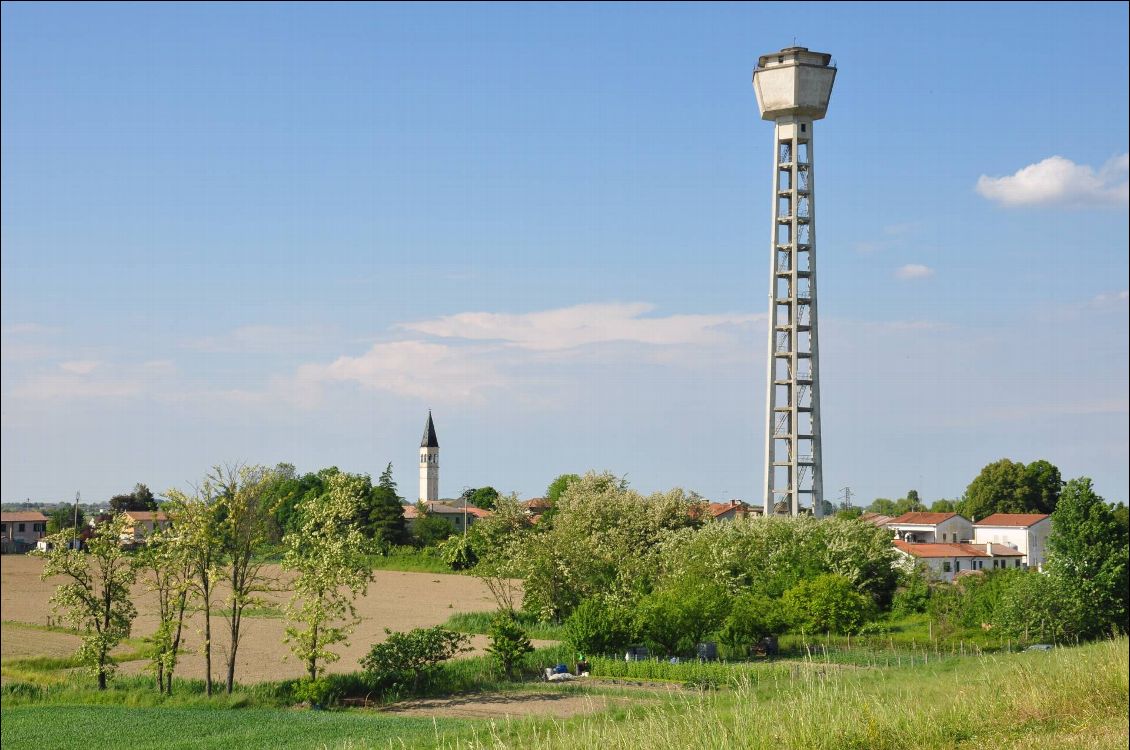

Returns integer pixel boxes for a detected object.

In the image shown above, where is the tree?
[1024,460,1064,514]
[464,486,501,511]
[109,483,158,513]
[958,458,1063,520]
[366,464,408,549]
[138,527,192,694]
[835,506,863,520]
[782,574,875,635]
[47,505,85,535]
[866,498,898,516]
[512,473,701,620]
[486,611,534,678]
[267,469,326,542]
[635,579,730,657]
[411,503,455,547]
[890,565,931,617]
[545,474,581,505]
[165,481,225,696]
[719,593,788,654]
[283,471,373,680]
[929,499,957,513]
[359,626,470,692]
[994,571,1088,644]
[212,464,280,694]
[35,515,138,689]
[1046,478,1128,637]
[564,597,637,657]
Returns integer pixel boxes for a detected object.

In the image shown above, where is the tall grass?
[438,637,1129,750]
[367,546,457,574]
[0,643,576,710]
[443,610,566,641]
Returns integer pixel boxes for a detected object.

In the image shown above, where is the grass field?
[437,637,1130,750]
[2,638,1125,750]
[0,705,471,750]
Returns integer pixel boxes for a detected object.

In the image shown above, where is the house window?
[954,560,960,571]
[942,561,952,573]
[18,523,25,532]
[1015,560,1021,568]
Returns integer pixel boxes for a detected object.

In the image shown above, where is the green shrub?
[564,597,637,657]
[486,610,534,677]
[292,677,339,708]
[360,626,470,692]
[783,574,876,635]
[720,593,788,653]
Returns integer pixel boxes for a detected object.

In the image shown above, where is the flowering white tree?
[282,471,372,680]
[36,514,138,689]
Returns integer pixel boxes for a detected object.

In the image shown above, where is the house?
[402,500,491,533]
[120,511,170,543]
[1,512,49,553]
[972,513,1052,570]
[858,512,893,528]
[707,500,761,522]
[521,497,552,523]
[893,540,1026,583]
[887,512,973,544]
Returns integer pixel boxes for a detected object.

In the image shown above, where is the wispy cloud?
[1092,289,1129,308]
[894,264,935,280]
[183,325,334,353]
[1,323,61,362]
[295,340,507,403]
[9,376,144,401]
[58,360,102,375]
[401,302,762,351]
[976,154,1129,208]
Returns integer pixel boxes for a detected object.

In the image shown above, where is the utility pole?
[72,491,80,550]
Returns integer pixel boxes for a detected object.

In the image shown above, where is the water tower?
[752,47,836,517]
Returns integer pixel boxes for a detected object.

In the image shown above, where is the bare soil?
[380,690,618,719]
[0,623,82,661]
[1,554,550,683]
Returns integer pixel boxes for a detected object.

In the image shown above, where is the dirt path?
[1,554,544,682]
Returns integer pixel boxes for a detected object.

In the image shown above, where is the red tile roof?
[973,513,1050,527]
[1,512,49,522]
[122,512,168,522]
[894,541,1024,558]
[708,500,752,517]
[890,512,959,525]
[858,512,893,527]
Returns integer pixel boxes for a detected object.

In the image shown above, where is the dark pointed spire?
[420,410,439,448]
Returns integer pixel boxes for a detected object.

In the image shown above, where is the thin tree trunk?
[167,588,188,695]
[308,621,319,681]
[226,600,240,694]
[202,580,213,696]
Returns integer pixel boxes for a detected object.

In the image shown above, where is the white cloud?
[1092,289,1130,308]
[296,340,506,403]
[976,154,1129,208]
[1,323,61,362]
[401,302,762,351]
[9,374,144,401]
[58,360,101,375]
[894,264,935,280]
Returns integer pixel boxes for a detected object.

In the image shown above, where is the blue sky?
[3,2,1127,507]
